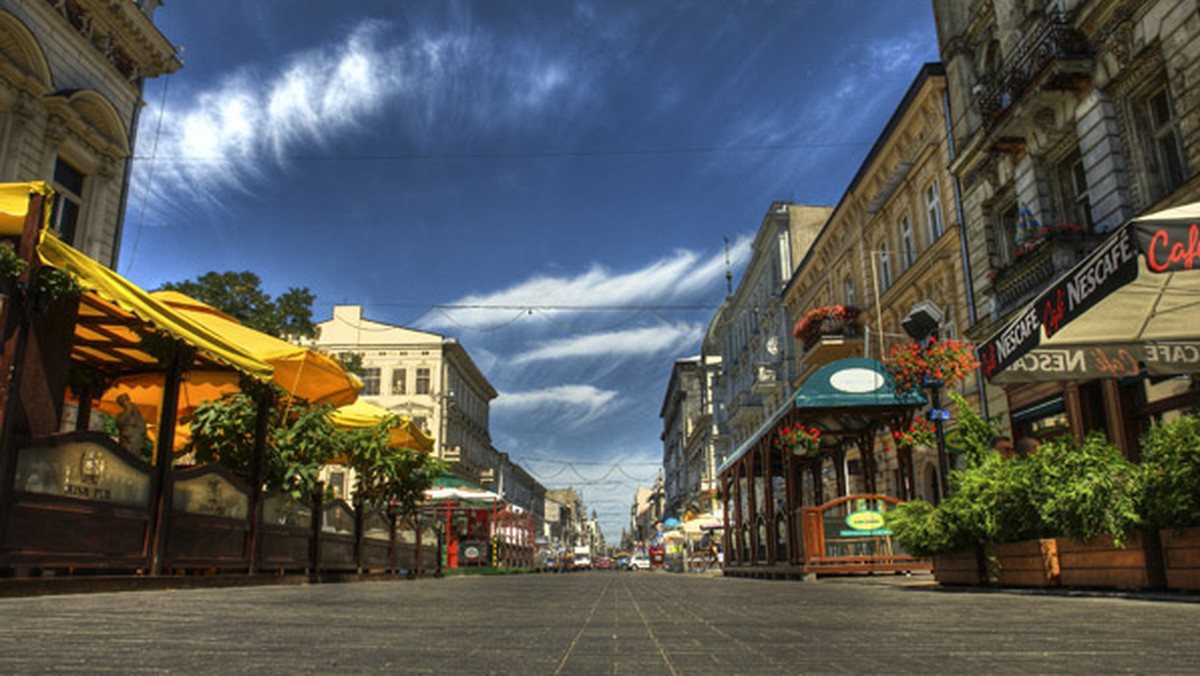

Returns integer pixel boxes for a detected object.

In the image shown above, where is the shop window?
[1011,396,1069,441]
[391,368,406,395]
[900,216,915,269]
[361,367,381,395]
[416,368,431,394]
[51,156,85,246]
[328,470,346,499]
[925,182,944,242]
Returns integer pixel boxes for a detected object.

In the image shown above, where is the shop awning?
[0,182,52,236]
[979,202,1200,384]
[37,232,274,381]
[330,399,434,452]
[718,358,924,474]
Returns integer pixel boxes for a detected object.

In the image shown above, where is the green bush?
[890,414,1143,555]
[1140,413,1200,530]
[1035,433,1141,547]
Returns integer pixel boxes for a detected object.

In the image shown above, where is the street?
[1,572,1197,674]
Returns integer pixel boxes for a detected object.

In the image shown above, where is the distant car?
[627,554,650,571]
[615,556,630,569]
[594,556,613,569]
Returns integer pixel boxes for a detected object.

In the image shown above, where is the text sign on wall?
[15,440,150,507]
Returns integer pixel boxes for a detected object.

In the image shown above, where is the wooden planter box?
[1161,527,1200,592]
[1056,533,1148,590]
[932,546,984,585]
[989,539,1060,588]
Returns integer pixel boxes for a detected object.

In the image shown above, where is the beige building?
[0,0,179,267]
[782,63,978,502]
[932,0,1200,444]
[314,306,497,484]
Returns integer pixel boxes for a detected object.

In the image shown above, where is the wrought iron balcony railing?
[977,11,1092,130]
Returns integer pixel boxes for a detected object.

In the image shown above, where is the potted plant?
[792,305,860,348]
[885,337,978,395]
[1140,412,1200,591]
[772,423,820,457]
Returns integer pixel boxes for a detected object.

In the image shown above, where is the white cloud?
[493,384,619,427]
[135,20,587,206]
[419,236,752,331]
[512,324,704,364]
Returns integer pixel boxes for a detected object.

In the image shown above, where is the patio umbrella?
[979,202,1200,383]
[329,399,434,452]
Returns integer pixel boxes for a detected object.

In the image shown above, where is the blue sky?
[119,0,940,539]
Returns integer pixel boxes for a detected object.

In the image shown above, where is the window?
[51,157,85,246]
[843,275,855,307]
[391,368,407,395]
[925,182,944,242]
[878,242,892,291]
[416,368,431,395]
[777,231,792,285]
[900,216,915,268]
[328,470,346,499]
[1143,85,1188,201]
[993,203,1019,266]
[361,367,380,395]
[1054,152,1092,229]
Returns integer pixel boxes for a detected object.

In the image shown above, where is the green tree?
[339,417,443,513]
[335,351,366,377]
[159,271,318,340]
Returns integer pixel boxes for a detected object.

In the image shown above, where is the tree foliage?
[159,271,318,340]
[1139,412,1200,530]
[339,418,444,512]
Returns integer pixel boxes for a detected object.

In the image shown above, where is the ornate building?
[659,354,721,519]
[933,0,1200,442]
[0,0,180,267]
[710,202,830,461]
[781,63,975,502]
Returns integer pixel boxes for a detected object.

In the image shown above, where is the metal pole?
[930,384,950,501]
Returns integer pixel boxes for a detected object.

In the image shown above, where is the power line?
[128,139,875,164]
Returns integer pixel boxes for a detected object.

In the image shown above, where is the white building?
[659,354,722,519]
[313,306,497,485]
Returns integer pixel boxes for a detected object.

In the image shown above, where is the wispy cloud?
[135,20,589,206]
[493,384,619,427]
[512,324,704,364]
[419,236,752,331]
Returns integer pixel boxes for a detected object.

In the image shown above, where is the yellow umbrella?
[151,291,361,407]
[0,181,52,235]
[330,399,434,452]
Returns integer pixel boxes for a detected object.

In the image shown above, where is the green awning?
[795,358,925,410]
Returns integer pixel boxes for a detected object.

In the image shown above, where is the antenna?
[723,236,733,296]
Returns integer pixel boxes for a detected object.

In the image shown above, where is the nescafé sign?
[840,509,890,537]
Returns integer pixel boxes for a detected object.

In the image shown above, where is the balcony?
[794,306,863,369]
[987,227,1095,319]
[977,11,1092,132]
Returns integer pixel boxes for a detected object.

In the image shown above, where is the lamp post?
[902,301,950,501]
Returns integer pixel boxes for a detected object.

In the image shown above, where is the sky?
[119,0,941,540]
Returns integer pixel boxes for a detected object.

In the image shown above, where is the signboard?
[173,472,249,519]
[15,440,150,507]
[838,509,892,537]
[990,341,1200,383]
[926,408,951,421]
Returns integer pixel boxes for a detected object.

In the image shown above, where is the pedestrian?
[115,393,146,457]
[988,435,1013,458]
[1014,436,1040,458]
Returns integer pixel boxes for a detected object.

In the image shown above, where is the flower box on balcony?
[793,305,861,351]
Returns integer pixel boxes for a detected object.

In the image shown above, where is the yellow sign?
[845,510,886,531]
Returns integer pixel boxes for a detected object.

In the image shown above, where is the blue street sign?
[927,408,951,421]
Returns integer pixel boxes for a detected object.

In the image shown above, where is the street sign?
[927,408,951,421]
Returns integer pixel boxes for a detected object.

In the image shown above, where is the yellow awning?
[151,291,361,407]
[331,399,434,452]
[0,181,52,236]
[36,232,274,381]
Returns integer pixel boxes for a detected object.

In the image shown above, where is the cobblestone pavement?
[1,571,1198,674]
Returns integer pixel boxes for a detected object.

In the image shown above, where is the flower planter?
[932,546,984,586]
[1160,527,1200,592]
[988,539,1060,587]
[1055,533,1148,590]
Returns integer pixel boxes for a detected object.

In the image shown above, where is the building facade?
[782,63,976,503]
[659,355,722,519]
[314,305,498,484]
[711,202,831,460]
[0,0,179,267]
[932,0,1200,444]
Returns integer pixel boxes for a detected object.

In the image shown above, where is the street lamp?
[902,301,950,501]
